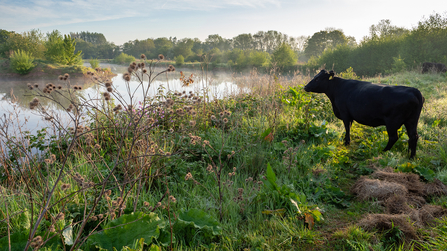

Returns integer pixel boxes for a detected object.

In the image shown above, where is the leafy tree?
[249,50,270,68]
[172,38,194,58]
[62,34,83,65]
[304,29,348,59]
[153,37,173,59]
[233,33,253,50]
[368,19,409,40]
[45,30,65,63]
[0,29,13,44]
[271,43,297,68]
[0,29,45,58]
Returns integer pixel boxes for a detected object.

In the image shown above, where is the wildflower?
[51,154,56,161]
[224,110,232,116]
[44,159,51,164]
[189,120,196,126]
[144,201,150,207]
[105,190,112,196]
[61,183,70,191]
[49,225,55,232]
[185,172,192,181]
[169,128,174,133]
[156,202,162,208]
[98,214,104,219]
[169,195,176,203]
[223,118,229,123]
[158,54,164,60]
[210,115,217,121]
[219,111,224,117]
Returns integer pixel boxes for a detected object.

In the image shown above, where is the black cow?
[422,62,447,73]
[304,69,424,158]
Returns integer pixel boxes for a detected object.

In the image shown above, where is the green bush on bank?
[10,49,35,75]
[113,52,135,65]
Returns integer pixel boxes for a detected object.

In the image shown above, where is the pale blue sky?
[1,0,445,45]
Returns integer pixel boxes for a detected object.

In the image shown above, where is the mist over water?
[0,63,249,133]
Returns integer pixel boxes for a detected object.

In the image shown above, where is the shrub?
[89,58,99,69]
[10,49,35,75]
[175,55,184,66]
[114,52,135,65]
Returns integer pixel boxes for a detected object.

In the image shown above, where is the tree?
[368,19,409,39]
[233,33,253,50]
[304,29,348,59]
[271,43,297,68]
[0,29,45,58]
[45,31,82,65]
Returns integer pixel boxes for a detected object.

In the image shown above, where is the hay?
[424,179,447,197]
[385,195,412,214]
[351,177,408,201]
[358,214,418,240]
[418,205,447,226]
[371,170,425,196]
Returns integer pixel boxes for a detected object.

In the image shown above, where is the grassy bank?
[0,63,447,250]
[0,59,115,80]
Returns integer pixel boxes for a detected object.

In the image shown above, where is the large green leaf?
[264,163,279,191]
[87,212,167,250]
[173,208,222,246]
[0,231,62,251]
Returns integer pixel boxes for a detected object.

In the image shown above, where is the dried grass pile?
[370,169,425,196]
[358,214,418,240]
[353,168,447,241]
[351,177,408,201]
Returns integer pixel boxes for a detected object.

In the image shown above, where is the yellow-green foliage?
[10,49,35,74]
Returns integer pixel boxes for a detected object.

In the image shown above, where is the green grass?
[1,69,447,250]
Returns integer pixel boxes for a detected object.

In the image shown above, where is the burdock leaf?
[87,212,166,250]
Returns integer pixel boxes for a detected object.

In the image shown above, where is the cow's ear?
[329,70,335,80]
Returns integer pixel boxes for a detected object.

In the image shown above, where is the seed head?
[141,54,146,59]
[158,54,164,60]
[185,172,192,181]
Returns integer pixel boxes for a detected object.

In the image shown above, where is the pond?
[0,63,250,134]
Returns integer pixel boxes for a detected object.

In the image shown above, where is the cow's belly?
[354,117,385,127]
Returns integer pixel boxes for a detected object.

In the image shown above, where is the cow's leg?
[405,122,419,159]
[343,120,352,145]
[383,125,400,152]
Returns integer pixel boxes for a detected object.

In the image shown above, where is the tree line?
[1,12,446,76]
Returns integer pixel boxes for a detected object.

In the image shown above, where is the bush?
[175,55,184,66]
[10,49,35,75]
[114,52,135,65]
[89,58,99,69]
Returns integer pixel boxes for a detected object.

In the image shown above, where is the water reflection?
[0,63,249,133]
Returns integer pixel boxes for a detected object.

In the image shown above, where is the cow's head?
[304,69,335,93]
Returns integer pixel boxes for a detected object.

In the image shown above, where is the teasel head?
[123,72,131,81]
